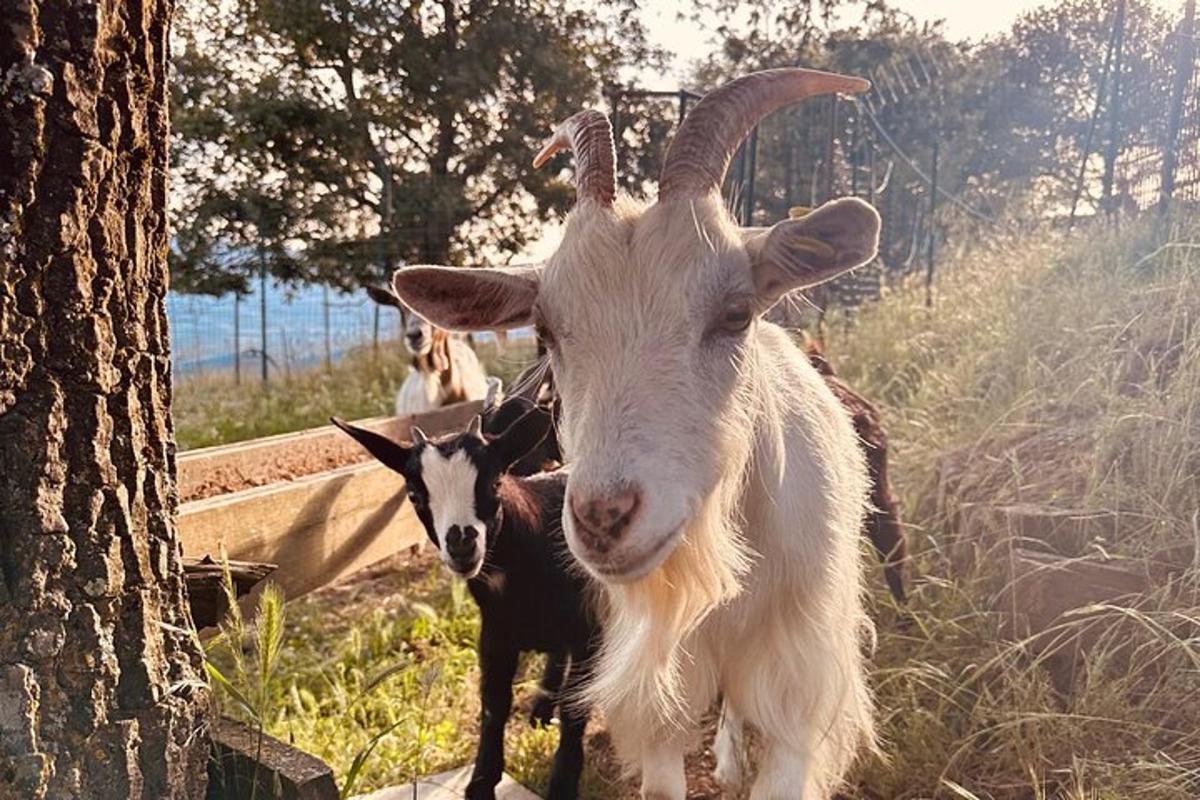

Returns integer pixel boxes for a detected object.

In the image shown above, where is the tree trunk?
[0,2,211,798]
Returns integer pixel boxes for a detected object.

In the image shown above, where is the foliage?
[170,0,662,297]
[206,551,290,800]
[973,0,1175,215]
[688,0,1180,224]
[825,217,1200,798]
[203,553,619,797]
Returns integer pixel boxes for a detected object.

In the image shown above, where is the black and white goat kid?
[331,407,597,800]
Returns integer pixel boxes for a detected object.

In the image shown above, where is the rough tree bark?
[0,1,210,798]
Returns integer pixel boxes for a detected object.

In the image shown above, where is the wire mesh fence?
[168,285,398,384]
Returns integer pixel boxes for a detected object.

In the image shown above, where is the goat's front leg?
[749,736,815,800]
[639,740,687,800]
[544,648,591,800]
[712,701,745,792]
[466,635,519,800]
[530,650,569,729]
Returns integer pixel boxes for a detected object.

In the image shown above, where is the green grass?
[206,553,619,798]
[204,218,1200,798]
[173,338,538,450]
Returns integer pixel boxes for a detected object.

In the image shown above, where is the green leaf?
[339,718,406,800]
[205,660,260,723]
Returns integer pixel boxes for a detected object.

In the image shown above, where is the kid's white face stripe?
[419,447,486,548]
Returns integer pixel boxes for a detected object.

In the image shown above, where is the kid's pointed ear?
[331,417,413,474]
[391,265,541,332]
[744,198,881,308]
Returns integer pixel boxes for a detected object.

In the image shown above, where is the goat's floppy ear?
[744,197,880,309]
[392,265,540,333]
[488,407,553,472]
[331,417,412,474]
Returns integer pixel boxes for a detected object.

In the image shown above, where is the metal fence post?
[925,136,939,308]
[743,125,759,225]
[610,89,622,166]
[1069,2,1122,227]
[322,284,332,372]
[1101,0,1128,224]
[867,129,877,206]
[1160,0,1197,219]
[234,292,241,385]
[259,250,268,384]
[824,96,837,202]
[850,107,862,198]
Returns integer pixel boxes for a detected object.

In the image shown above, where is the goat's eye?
[407,490,426,507]
[534,320,556,349]
[718,302,754,335]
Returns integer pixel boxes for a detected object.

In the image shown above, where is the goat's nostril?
[446,524,477,554]
[569,487,641,545]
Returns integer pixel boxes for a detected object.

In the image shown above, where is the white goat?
[365,283,490,416]
[390,69,880,799]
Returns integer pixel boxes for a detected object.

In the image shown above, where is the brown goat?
[806,339,907,603]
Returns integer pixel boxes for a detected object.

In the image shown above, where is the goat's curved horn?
[659,68,869,200]
[532,109,616,207]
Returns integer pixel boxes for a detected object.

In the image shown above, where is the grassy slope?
[206,221,1200,798]
[829,220,1199,799]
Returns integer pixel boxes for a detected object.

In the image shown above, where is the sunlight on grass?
[173,337,538,450]
[206,556,613,797]
[826,218,1200,799]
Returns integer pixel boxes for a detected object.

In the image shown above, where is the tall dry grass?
[826,218,1200,799]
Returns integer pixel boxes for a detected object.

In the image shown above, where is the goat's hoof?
[464,781,496,800]
[544,778,580,800]
[529,696,557,729]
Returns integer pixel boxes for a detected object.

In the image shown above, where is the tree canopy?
[171,0,659,295]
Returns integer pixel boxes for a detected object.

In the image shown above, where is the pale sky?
[641,0,1185,83]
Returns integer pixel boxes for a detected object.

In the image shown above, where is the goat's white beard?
[580,375,758,743]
